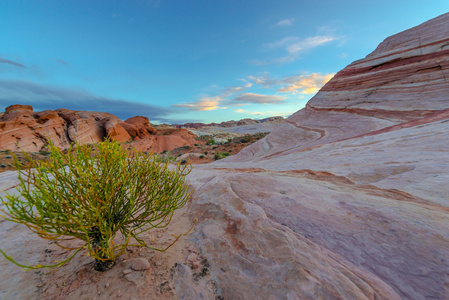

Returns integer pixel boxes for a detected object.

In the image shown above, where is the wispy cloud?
[0,57,26,68]
[0,79,172,121]
[247,75,277,88]
[232,93,286,105]
[254,35,338,65]
[267,36,298,48]
[278,73,335,94]
[174,96,225,111]
[286,36,336,55]
[221,82,252,97]
[274,18,295,27]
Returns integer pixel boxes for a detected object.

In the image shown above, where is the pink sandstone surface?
[185,13,449,299]
[1,13,449,299]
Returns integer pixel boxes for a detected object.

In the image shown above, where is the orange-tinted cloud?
[278,73,335,94]
[174,96,224,111]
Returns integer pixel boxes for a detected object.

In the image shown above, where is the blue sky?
[1,1,448,123]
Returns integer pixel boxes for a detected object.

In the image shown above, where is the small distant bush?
[206,139,216,146]
[155,154,176,164]
[199,155,205,159]
[214,152,230,160]
[0,140,193,271]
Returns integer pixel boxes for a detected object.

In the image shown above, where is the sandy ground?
[0,182,218,299]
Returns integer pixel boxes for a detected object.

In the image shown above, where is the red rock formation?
[0,105,198,153]
[55,109,127,145]
[0,105,69,151]
[0,106,133,151]
[121,116,156,139]
[102,117,132,142]
[131,128,198,153]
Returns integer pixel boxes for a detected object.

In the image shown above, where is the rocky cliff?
[0,105,196,153]
[1,13,449,300]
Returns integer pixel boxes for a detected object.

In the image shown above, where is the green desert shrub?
[214,152,230,160]
[0,140,193,271]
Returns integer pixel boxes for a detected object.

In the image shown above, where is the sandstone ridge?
[186,12,449,299]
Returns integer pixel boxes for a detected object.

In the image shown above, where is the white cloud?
[267,36,298,49]
[174,96,225,111]
[255,34,338,65]
[274,18,295,27]
[287,36,336,55]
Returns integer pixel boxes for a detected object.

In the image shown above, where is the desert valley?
[1,11,449,300]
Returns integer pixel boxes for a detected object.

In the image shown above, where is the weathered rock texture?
[0,106,196,153]
[1,13,449,300]
[184,13,449,299]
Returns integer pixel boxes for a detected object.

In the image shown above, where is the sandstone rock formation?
[0,107,197,154]
[1,13,449,300]
[0,105,70,152]
[121,116,156,139]
[184,13,449,299]
[131,128,199,153]
[0,105,130,151]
